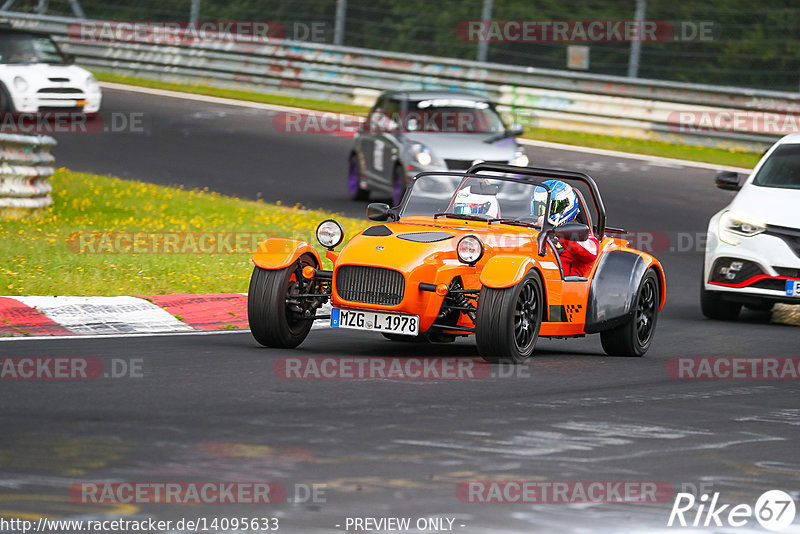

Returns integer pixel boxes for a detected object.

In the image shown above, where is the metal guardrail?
[0,133,56,212]
[3,11,800,153]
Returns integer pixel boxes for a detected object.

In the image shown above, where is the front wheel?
[348,153,369,201]
[248,254,318,348]
[700,276,741,320]
[601,269,660,357]
[476,269,544,364]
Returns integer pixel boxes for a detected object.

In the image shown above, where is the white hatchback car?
[0,26,101,114]
[702,134,800,319]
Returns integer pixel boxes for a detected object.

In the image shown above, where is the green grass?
[1,169,366,296]
[94,71,760,169]
[520,128,761,169]
[94,71,367,115]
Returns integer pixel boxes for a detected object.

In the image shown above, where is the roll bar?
[466,163,607,238]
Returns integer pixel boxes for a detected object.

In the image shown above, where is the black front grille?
[37,106,83,112]
[766,225,800,258]
[37,87,83,94]
[445,159,506,170]
[336,265,404,305]
[752,278,788,291]
[774,266,800,278]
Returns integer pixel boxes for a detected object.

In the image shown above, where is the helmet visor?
[454,201,490,215]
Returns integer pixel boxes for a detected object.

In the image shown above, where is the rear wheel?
[700,275,741,320]
[476,269,543,364]
[348,153,369,201]
[601,269,660,357]
[248,254,318,348]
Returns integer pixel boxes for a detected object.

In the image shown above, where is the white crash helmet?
[452,186,500,218]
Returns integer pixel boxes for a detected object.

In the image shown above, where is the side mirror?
[367,202,391,221]
[715,171,741,191]
[553,222,590,242]
[508,123,524,136]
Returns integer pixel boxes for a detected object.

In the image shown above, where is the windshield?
[752,144,800,189]
[403,98,506,134]
[401,173,550,225]
[0,33,65,64]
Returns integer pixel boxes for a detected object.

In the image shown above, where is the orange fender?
[252,238,321,270]
[479,255,536,289]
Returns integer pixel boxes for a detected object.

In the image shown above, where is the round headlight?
[316,219,344,249]
[512,149,529,167]
[86,74,99,92]
[413,144,433,166]
[13,76,28,92]
[457,235,484,264]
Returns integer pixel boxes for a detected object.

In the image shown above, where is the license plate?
[331,308,419,336]
[786,280,800,297]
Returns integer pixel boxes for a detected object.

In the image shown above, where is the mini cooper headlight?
[719,210,766,245]
[457,235,484,264]
[86,74,100,92]
[13,76,28,92]
[511,149,529,167]
[316,219,344,249]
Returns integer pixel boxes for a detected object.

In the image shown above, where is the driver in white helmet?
[451,185,501,218]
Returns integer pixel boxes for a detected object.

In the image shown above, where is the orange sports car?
[248,163,666,363]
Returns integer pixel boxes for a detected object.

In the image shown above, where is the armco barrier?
[0,133,57,212]
[3,11,799,152]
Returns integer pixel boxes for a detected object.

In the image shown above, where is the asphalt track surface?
[1,88,798,533]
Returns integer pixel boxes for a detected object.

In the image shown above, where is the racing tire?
[248,254,318,348]
[0,84,12,112]
[391,164,406,206]
[476,269,543,364]
[600,269,660,357]
[700,280,741,321]
[348,153,369,201]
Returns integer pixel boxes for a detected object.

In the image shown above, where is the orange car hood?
[337,219,538,271]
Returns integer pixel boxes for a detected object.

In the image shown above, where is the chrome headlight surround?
[316,219,344,249]
[457,235,485,265]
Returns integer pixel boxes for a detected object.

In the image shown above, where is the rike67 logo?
[668,490,796,531]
